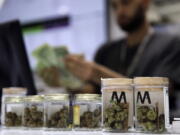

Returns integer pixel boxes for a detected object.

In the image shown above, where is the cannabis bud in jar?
[101,78,133,132]
[73,94,102,131]
[23,95,44,128]
[24,105,43,127]
[137,105,165,132]
[44,94,70,130]
[5,112,22,127]
[47,106,69,128]
[2,96,24,128]
[80,108,101,128]
[104,101,129,131]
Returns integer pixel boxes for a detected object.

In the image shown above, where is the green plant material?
[54,46,69,63]
[159,114,165,132]
[60,73,83,89]
[114,122,123,130]
[32,44,83,89]
[47,106,69,128]
[32,44,57,68]
[137,106,149,122]
[80,108,101,128]
[147,109,157,121]
[24,105,43,128]
[104,101,129,131]
[144,121,157,131]
[136,105,165,133]
[5,112,22,127]
[38,66,61,86]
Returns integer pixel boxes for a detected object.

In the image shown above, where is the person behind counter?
[65,0,180,110]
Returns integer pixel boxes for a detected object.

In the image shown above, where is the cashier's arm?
[65,55,124,84]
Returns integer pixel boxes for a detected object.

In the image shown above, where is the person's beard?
[117,6,145,33]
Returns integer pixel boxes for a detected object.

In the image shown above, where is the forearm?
[65,55,124,85]
[91,63,124,85]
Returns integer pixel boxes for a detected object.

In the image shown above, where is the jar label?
[135,89,164,106]
[73,105,80,126]
[137,91,151,104]
[111,91,127,103]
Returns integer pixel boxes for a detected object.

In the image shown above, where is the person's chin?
[118,19,129,25]
[118,24,131,32]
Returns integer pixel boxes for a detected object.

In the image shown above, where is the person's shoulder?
[152,30,180,49]
[149,30,180,60]
[153,30,180,43]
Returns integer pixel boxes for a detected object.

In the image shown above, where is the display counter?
[0,130,179,135]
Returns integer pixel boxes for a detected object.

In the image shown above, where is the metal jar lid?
[75,94,101,101]
[45,94,69,101]
[101,78,133,86]
[25,95,44,103]
[133,77,169,86]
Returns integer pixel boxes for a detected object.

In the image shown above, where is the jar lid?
[134,77,169,85]
[25,95,44,102]
[101,78,133,86]
[45,94,69,101]
[75,94,101,101]
[5,96,24,103]
[3,87,27,95]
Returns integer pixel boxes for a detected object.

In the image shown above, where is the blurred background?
[0,0,180,116]
[0,0,107,65]
[0,0,107,93]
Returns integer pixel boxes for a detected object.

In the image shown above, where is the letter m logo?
[137,91,151,104]
[111,91,127,103]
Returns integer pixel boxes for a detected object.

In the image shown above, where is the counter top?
[0,130,179,135]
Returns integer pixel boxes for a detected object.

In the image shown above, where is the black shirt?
[124,45,139,69]
[94,39,140,76]
[95,30,180,81]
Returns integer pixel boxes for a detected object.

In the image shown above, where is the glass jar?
[44,94,71,131]
[134,77,169,133]
[24,95,44,129]
[1,87,27,127]
[73,94,102,131]
[101,78,133,132]
[2,96,24,128]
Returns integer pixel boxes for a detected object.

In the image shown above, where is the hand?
[65,55,95,81]
[65,54,123,84]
